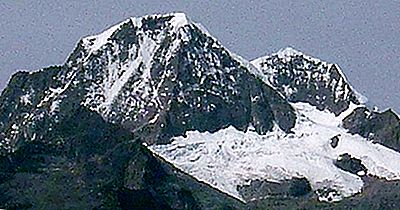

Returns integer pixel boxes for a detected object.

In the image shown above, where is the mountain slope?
[0,13,296,157]
[149,47,400,202]
[251,47,365,115]
[0,106,244,209]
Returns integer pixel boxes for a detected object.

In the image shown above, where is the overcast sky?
[1,1,399,112]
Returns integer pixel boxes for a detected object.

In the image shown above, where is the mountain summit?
[1,13,400,209]
[251,47,366,115]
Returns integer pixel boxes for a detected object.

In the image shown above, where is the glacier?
[149,102,400,202]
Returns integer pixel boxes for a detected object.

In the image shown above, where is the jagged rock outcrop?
[343,107,400,152]
[237,177,312,201]
[335,153,368,176]
[251,47,361,115]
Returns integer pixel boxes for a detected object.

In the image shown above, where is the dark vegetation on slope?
[247,176,400,210]
[0,107,243,210]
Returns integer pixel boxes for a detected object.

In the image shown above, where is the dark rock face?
[289,177,313,197]
[0,66,63,155]
[158,27,296,140]
[343,107,400,152]
[252,49,360,116]
[237,177,312,201]
[342,107,372,137]
[335,153,367,176]
[330,135,340,148]
[245,176,400,210]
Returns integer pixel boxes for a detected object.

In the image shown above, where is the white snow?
[169,12,190,29]
[81,12,190,64]
[105,34,157,109]
[149,102,400,202]
[276,47,302,58]
[148,113,160,124]
[82,20,129,57]
[49,99,61,114]
[20,94,32,105]
[357,171,366,176]
[37,72,76,109]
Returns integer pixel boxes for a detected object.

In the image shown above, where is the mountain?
[251,47,365,115]
[0,13,295,154]
[151,49,400,203]
[1,13,400,209]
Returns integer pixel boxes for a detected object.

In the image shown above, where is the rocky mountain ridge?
[251,47,364,115]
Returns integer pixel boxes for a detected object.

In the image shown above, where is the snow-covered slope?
[149,102,400,202]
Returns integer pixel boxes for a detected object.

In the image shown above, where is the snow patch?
[276,47,302,58]
[20,94,32,105]
[82,20,129,56]
[169,12,190,29]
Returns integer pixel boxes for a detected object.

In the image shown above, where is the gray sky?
[1,1,399,112]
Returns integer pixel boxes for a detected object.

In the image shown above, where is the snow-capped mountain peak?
[78,13,191,64]
[251,47,364,115]
[59,13,202,127]
[275,46,303,58]
[166,12,191,28]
